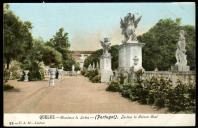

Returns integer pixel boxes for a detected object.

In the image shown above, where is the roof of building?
[71,51,94,62]
[71,51,94,54]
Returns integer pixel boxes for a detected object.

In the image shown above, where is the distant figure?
[56,70,59,79]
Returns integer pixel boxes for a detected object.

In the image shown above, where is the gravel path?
[4,75,167,113]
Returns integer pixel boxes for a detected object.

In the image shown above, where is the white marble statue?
[100,37,111,55]
[175,30,187,66]
[120,13,142,43]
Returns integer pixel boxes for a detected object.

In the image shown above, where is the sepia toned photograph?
[3,2,196,126]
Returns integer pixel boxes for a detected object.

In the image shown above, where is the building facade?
[71,51,93,70]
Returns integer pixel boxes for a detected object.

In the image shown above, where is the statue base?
[101,70,113,83]
[100,53,112,83]
[118,42,145,72]
[171,65,190,72]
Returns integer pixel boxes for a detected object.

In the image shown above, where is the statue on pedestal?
[100,37,113,83]
[175,30,187,66]
[171,30,189,72]
[120,13,142,43]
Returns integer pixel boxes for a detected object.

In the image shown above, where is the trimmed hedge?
[82,69,101,83]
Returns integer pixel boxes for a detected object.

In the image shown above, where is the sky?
[8,2,195,51]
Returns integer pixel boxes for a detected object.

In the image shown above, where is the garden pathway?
[4,75,167,113]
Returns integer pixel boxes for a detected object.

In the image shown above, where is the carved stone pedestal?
[118,41,145,72]
[100,53,113,83]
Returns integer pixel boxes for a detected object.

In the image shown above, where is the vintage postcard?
[3,2,196,126]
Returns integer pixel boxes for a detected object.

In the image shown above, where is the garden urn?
[24,70,29,82]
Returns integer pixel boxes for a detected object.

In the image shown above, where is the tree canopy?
[46,28,79,70]
[42,45,62,67]
[46,27,70,60]
[138,18,195,71]
[3,4,33,69]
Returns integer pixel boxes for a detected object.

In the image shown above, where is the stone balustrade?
[143,71,196,85]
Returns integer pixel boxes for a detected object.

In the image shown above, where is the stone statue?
[175,30,187,66]
[88,64,92,71]
[120,13,142,43]
[100,37,111,55]
[72,65,75,72]
[96,62,99,69]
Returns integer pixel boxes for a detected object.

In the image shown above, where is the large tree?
[21,39,62,80]
[3,4,33,69]
[46,27,78,70]
[46,27,70,60]
[138,18,195,71]
[42,45,62,67]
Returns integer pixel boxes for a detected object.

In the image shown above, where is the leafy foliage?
[138,18,195,70]
[3,4,33,69]
[42,45,62,67]
[46,27,70,52]
[20,39,62,81]
[82,69,101,83]
[62,53,77,71]
[3,69,10,83]
[84,49,103,68]
[46,28,78,70]
[3,84,14,91]
[84,45,119,70]
[106,69,195,113]
[106,81,121,92]
[28,62,45,81]
[166,80,196,112]
[9,61,22,79]
[90,75,101,83]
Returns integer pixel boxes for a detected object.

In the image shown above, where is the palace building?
[71,51,93,70]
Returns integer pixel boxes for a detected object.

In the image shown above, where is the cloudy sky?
[9,2,195,51]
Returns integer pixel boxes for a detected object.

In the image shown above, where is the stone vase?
[24,70,29,82]
[49,68,56,86]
